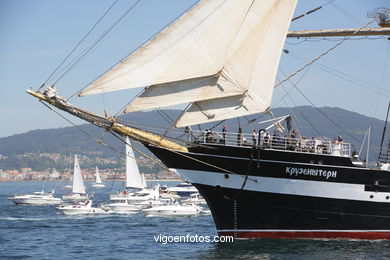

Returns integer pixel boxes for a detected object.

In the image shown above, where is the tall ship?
[27,0,390,239]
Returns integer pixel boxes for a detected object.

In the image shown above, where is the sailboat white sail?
[72,155,86,194]
[125,137,144,189]
[95,167,102,184]
[62,155,88,201]
[79,0,297,127]
[141,173,147,188]
[92,166,105,188]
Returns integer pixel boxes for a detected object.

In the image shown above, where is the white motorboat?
[92,166,105,188]
[9,189,62,205]
[62,193,88,201]
[103,197,140,213]
[143,201,203,217]
[62,155,89,202]
[108,184,161,212]
[63,184,72,190]
[166,182,198,198]
[183,193,207,205]
[57,200,105,215]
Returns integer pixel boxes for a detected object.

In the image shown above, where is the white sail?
[95,166,103,184]
[125,137,144,189]
[124,74,242,113]
[141,173,147,188]
[72,155,86,194]
[79,0,297,126]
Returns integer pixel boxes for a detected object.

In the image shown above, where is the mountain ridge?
[0,106,388,171]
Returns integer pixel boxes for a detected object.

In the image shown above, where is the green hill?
[0,106,388,171]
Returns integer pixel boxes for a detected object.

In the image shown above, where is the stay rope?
[40,0,120,90]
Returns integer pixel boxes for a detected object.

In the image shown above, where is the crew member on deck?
[222,125,227,144]
[237,128,243,146]
[252,129,258,146]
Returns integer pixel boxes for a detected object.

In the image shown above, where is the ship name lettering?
[285,167,337,179]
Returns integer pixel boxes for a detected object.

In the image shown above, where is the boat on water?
[62,155,89,202]
[143,200,203,217]
[165,182,199,198]
[27,0,390,239]
[92,166,105,188]
[183,193,207,205]
[9,189,62,205]
[57,200,105,215]
[63,184,72,190]
[105,137,160,213]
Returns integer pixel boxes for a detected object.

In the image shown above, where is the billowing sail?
[72,155,86,194]
[125,137,144,189]
[95,166,103,184]
[79,0,297,127]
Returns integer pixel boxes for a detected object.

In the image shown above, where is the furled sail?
[72,155,86,194]
[125,137,144,189]
[79,0,297,127]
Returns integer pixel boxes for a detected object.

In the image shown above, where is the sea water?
[1,181,390,260]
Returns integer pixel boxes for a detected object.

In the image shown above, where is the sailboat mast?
[378,101,390,164]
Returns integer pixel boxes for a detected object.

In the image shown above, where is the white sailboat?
[62,155,88,202]
[92,166,105,188]
[110,137,151,197]
[106,137,160,213]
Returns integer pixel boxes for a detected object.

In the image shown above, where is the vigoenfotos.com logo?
[154,234,234,244]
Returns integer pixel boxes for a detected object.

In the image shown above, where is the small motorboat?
[183,193,207,205]
[63,184,72,190]
[165,182,199,198]
[103,197,141,214]
[9,189,62,205]
[57,200,106,215]
[142,200,203,217]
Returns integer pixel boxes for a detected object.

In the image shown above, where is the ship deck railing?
[188,130,351,157]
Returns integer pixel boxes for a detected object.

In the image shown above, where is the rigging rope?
[275,17,378,88]
[65,0,143,99]
[369,41,390,125]
[40,0,120,90]
[285,51,390,97]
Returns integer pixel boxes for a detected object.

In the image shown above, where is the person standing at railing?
[222,125,227,144]
[237,127,243,146]
[262,131,270,147]
[205,129,214,143]
[252,129,258,147]
[308,137,316,153]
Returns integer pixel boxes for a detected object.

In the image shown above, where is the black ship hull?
[146,143,390,239]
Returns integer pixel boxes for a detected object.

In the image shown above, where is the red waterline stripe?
[218,231,390,240]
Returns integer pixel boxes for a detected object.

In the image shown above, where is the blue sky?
[0,0,389,138]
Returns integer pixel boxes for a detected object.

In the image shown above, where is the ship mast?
[378,101,390,165]
[287,27,390,38]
